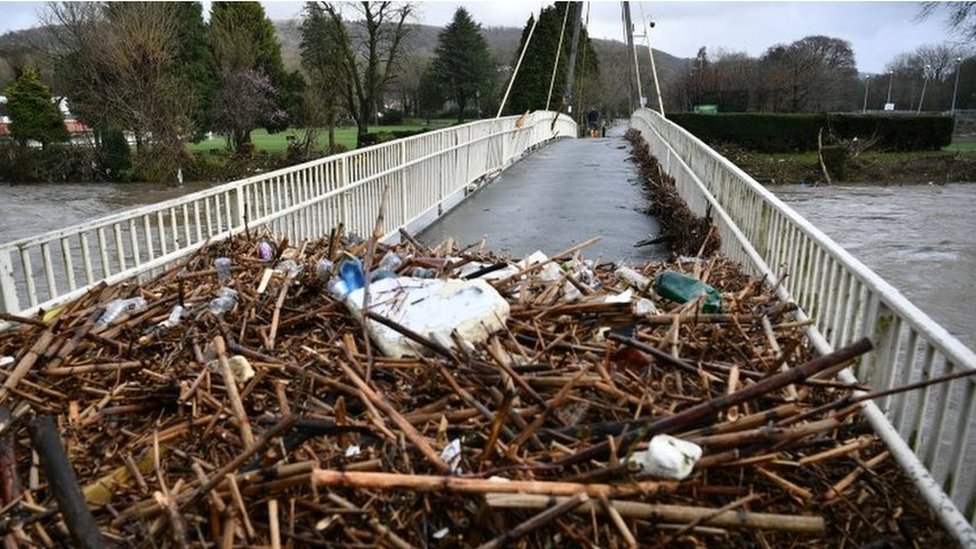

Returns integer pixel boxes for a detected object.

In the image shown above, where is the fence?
[0,111,576,317]
[631,108,976,545]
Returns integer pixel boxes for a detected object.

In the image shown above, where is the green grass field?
[187,121,455,155]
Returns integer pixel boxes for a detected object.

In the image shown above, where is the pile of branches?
[626,128,719,258]
[0,228,953,547]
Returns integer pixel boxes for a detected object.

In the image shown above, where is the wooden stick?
[28,416,106,548]
[485,493,825,534]
[181,414,297,509]
[0,327,56,404]
[308,347,450,474]
[556,338,872,466]
[653,493,760,547]
[311,469,676,499]
[599,493,637,548]
[477,492,588,549]
[213,336,254,446]
[824,451,889,502]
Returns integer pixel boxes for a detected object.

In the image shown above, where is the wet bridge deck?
[419,123,667,264]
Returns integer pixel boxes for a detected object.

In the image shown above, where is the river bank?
[719,145,976,186]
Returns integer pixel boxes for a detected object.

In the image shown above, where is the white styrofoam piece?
[626,434,703,480]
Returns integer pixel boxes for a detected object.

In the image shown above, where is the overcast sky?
[0,1,963,74]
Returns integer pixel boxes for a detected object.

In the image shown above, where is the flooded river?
[1,181,972,352]
[773,183,976,351]
[0,181,216,244]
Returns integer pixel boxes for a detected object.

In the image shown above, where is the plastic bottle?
[96,297,148,327]
[410,266,436,279]
[139,305,186,345]
[370,269,397,282]
[258,241,274,262]
[214,257,232,284]
[315,259,334,283]
[275,259,303,277]
[339,257,366,292]
[653,270,722,313]
[208,287,238,315]
[378,251,403,273]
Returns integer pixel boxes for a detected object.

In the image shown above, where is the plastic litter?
[208,287,238,316]
[655,270,723,313]
[625,434,702,480]
[378,251,403,273]
[214,257,232,284]
[0,356,13,368]
[410,266,436,279]
[615,266,653,293]
[257,241,274,262]
[206,355,255,383]
[315,259,334,283]
[440,438,463,474]
[96,297,148,327]
[339,257,366,292]
[275,259,303,278]
[345,277,510,358]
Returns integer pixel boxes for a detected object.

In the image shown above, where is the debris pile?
[0,228,952,547]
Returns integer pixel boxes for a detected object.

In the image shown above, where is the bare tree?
[42,2,190,181]
[317,1,413,146]
[919,2,976,40]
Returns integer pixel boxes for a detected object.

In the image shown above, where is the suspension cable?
[638,2,665,116]
[574,2,591,122]
[545,4,571,111]
[496,5,542,118]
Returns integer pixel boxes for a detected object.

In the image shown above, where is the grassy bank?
[719,140,976,186]
[187,121,453,155]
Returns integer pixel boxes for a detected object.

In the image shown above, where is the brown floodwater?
[773,183,976,352]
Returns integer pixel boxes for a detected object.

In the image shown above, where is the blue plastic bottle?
[339,257,366,292]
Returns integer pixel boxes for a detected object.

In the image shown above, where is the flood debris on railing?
[0,227,955,547]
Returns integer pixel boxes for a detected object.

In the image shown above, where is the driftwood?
[0,227,954,547]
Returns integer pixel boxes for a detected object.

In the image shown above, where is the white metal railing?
[630,108,976,545]
[0,111,576,316]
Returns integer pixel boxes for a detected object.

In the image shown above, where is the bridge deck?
[419,124,667,263]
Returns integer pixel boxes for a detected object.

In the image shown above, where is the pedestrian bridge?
[1,109,975,544]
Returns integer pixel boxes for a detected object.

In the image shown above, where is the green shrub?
[359,128,431,146]
[379,109,404,125]
[668,113,953,153]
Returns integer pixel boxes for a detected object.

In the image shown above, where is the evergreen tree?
[5,67,68,148]
[431,7,494,122]
[173,2,217,141]
[505,3,598,116]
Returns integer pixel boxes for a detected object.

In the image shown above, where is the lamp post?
[917,64,931,113]
[886,70,894,109]
[862,75,871,112]
[951,57,963,114]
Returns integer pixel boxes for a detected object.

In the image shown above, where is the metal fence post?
[0,248,20,313]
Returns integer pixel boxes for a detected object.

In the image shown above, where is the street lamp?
[862,75,871,113]
[951,57,963,114]
[886,70,894,108]
[917,64,931,113]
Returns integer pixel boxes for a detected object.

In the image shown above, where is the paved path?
[419,123,666,264]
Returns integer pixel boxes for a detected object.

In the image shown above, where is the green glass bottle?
[654,270,723,313]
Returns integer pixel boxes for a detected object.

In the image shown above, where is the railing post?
[340,156,350,227]
[234,186,247,233]
[0,248,20,313]
[399,141,408,229]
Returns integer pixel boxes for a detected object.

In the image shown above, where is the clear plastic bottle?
[139,305,186,345]
[410,266,436,279]
[208,287,238,315]
[275,259,303,278]
[214,257,232,284]
[378,251,403,273]
[316,259,334,283]
[96,297,148,327]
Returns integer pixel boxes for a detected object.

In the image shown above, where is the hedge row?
[667,113,954,153]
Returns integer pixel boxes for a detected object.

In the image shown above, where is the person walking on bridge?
[586,107,601,138]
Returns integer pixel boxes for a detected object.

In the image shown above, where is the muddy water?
[0,181,216,244]
[773,183,976,351]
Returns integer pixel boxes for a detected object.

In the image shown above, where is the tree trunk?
[457,97,467,124]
